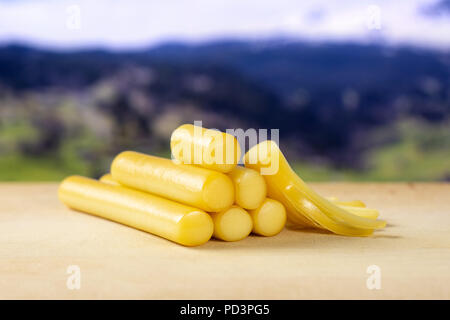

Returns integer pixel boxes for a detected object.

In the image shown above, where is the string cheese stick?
[170,124,241,173]
[99,173,120,186]
[59,176,214,247]
[227,166,267,210]
[249,198,286,237]
[210,206,253,242]
[111,151,234,213]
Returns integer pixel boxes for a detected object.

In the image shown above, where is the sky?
[0,0,449,50]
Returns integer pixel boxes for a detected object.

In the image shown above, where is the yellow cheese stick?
[99,173,120,186]
[170,124,241,173]
[210,205,253,242]
[227,166,267,210]
[58,176,214,246]
[249,198,286,237]
[111,151,234,212]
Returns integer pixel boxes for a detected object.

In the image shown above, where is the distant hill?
[0,40,449,168]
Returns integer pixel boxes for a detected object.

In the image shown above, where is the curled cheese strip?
[111,151,234,213]
[246,160,318,229]
[336,200,366,208]
[338,205,379,220]
[284,185,374,236]
[59,176,214,246]
[244,141,385,235]
[328,197,366,208]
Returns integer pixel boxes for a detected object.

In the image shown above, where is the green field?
[293,119,450,182]
[0,118,448,182]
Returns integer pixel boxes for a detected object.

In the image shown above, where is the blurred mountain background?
[0,0,449,181]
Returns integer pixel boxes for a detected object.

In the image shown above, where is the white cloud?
[0,0,448,50]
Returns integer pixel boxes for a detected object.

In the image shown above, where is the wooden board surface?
[0,182,449,299]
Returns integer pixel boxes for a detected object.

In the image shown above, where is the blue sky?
[0,0,449,50]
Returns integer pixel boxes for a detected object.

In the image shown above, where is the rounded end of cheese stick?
[177,211,214,246]
[99,173,120,186]
[249,198,286,236]
[228,166,266,209]
[171,124,241,173]
[211,206,253,242]
[202,173,235,212]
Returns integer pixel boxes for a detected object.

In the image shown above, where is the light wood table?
[0,182,449,299]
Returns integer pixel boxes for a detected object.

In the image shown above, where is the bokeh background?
[0,0,449,181]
